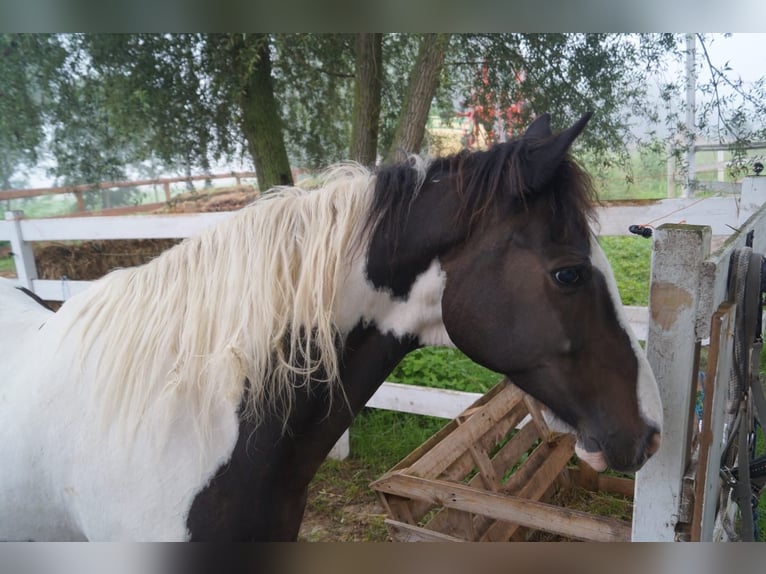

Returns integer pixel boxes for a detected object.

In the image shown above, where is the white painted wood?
[738,176,766,225]
[31,279,93,301]
[632,224,711,541]
[0,220,12,240]
[328,429,350,461]
[328,384,484,460]
[4,211,38,290]
[365,382,482,418]
[698,201,766,339]
[17,212,232,242]
[623,305,648,341]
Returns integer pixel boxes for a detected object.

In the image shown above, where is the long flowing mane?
[66,164,375,439]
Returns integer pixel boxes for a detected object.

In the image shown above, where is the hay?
[158,185,260,213]
[34,186,260,282]
[34,239,181,281]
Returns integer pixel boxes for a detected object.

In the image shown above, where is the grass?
[0,242,14,275]
[0,257,14,275]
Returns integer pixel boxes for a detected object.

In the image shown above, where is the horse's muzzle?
[577,424,661,473]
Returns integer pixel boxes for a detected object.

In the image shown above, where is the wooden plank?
[522,395,555,442]
[381,380,507,475]
[365,381,482,418]
[567,469,636,498]
[0,171,258,200]
[699,200,766,338]
[575,458,600,492]
[4,211,38,290]
[481,435,576,541]
[692,302,736,541]
[488,421,540,479]
[444,508,475,540]
[404,382,523,479]
[374,473,632,542]
[421,418,540,536]
[17,212,232,241]
[502,436,563,495]
[633,223,711,541]
[468,445,501,491]
[441,403,532,481]
[380,493,418,526]
[385,519,464,542]
[31,279,93,301]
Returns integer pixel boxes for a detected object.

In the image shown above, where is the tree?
[0,34,65,188]
[349,33,383,167]
[1,33,764,195]
[214,34,293,188]
[384,34,450,164]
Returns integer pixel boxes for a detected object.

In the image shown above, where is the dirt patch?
[298,460,391,542]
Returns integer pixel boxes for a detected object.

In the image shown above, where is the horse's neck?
[186,322,417,541]
[334,251,454,348]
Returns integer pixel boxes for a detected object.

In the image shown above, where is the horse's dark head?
[365,113,662,473]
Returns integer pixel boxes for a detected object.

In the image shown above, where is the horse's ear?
[523,112,592,192]
[522,113,553,140]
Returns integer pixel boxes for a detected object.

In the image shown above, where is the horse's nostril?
[646,429,661,458]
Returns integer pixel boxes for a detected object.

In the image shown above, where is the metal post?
[684,34,697,198]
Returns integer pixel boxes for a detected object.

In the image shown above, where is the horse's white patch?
[589,235,663,433]
[336,256,455,347]
[0,278,241,541]
[574,445,608,472]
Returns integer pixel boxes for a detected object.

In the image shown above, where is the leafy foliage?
[0,34,65,188]
[1,33,765,195]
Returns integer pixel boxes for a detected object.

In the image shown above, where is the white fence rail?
[1,193,752,301]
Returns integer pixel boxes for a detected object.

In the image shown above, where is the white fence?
[3,177,766,540]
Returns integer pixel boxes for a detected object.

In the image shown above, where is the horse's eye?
[553,267,585,286]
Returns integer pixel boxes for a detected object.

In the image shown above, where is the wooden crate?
[370,379,636,542]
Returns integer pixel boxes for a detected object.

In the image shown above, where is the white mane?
[68,163,375,440]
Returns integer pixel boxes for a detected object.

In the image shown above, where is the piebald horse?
[0,113,662,541]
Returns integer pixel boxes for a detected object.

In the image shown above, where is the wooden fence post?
[4,210,38,290]
[632,223,711,541]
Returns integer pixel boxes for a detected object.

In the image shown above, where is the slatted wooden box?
[370,379,636,542]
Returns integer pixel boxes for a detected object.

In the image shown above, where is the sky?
[701,33,766,84]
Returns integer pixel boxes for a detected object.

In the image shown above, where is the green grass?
[0,241,14,275]
[0,257,14,275]
[599,236,653,306]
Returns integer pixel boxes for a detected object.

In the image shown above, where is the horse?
[0,112,662,541]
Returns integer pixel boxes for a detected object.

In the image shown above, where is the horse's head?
[366,112,662,473]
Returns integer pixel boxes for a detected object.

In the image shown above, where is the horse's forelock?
[366,141,598,252]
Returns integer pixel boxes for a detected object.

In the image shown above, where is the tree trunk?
[384,34,450,165]
[237,35,294,191]
[349,33,383,167]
